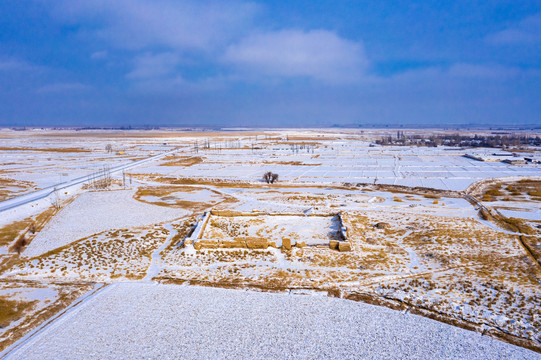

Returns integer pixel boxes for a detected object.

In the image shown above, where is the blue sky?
[0,1,540,127]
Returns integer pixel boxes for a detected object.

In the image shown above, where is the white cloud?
[49,2,370,85]
[127,52,180,79]
[487,13,541,45]
[54,0,258,52]
[223,29,368,84]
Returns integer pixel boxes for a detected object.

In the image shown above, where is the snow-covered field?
[7,225,171,281]
[5,283,539,360]
[1,130,540,202]
[151,145,541,191]
[23,190,188,258]
[1,128,541,356]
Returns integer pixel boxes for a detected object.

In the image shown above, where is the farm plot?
[0,137,156,194]
[23,190,188,258]
[5,224,172,281]
[155,143,541,191]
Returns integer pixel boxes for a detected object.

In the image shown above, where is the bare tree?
[51,187,61,210]
[105,144,113,153]
[263,171,279,184]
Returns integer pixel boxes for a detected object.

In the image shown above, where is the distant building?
[502,159,527,165]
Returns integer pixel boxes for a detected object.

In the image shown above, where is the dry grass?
[0,220,31,248]
[284,194,327,205]
[0,298,36,328]
[135,185,203,197]
[130,174,357,191]
[262,161,321,166]
[342,211,540,283]
[0,207,58,273]
[371,184,459,198]
[12,225,168,280]
[0,177,36,201]
[523,235,541,260]
[478,179,541,202]
[8,235,28,254]
[167,216,197,250]
[159,156,204,167]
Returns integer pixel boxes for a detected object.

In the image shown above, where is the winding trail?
[142,222,178,282]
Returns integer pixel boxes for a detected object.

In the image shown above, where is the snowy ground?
[153,144,541,191]
[2,130,540,200]
[4,283,539,360]
[23,190,188,258]
[1,129,541,356]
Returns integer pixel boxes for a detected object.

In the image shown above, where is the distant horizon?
[2,124,541,131]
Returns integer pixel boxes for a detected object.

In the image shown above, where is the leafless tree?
[263,171,279,184]
[105,144,113,153]
[51,187,61,210]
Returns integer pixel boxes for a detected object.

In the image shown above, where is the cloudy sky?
[0,1,540,127]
